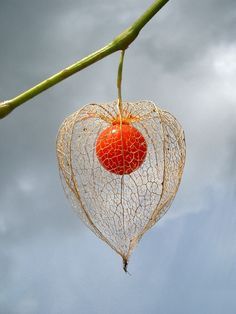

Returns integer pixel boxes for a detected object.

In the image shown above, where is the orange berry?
[96,123,147,175]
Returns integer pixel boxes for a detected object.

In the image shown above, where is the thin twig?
[0,0,169,119]
[117,50,125,117]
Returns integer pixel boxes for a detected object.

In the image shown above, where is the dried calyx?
[56,100,186,272]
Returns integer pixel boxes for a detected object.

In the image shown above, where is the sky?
[0,0,236,313]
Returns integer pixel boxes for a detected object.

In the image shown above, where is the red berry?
[96,123,147,175]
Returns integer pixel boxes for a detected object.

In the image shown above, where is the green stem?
[117,50,125,116]
[0,0,170,119]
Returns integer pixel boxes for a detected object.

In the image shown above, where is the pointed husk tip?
[122,257,129,273]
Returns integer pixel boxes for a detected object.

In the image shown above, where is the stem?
[117,50,125,117]
[0,0,170,119]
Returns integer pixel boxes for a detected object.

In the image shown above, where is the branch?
[0,0,169,119]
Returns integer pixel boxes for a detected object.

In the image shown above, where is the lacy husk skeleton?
[56,100,186,271]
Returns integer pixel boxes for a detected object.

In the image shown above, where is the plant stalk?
[0,0,170,119]
[117,50,125,117]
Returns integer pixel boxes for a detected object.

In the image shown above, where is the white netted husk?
[56,100,186,270]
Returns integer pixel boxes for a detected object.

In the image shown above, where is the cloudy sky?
[0,0,236,313]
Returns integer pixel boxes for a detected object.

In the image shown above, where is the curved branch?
[0,0,169,119]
